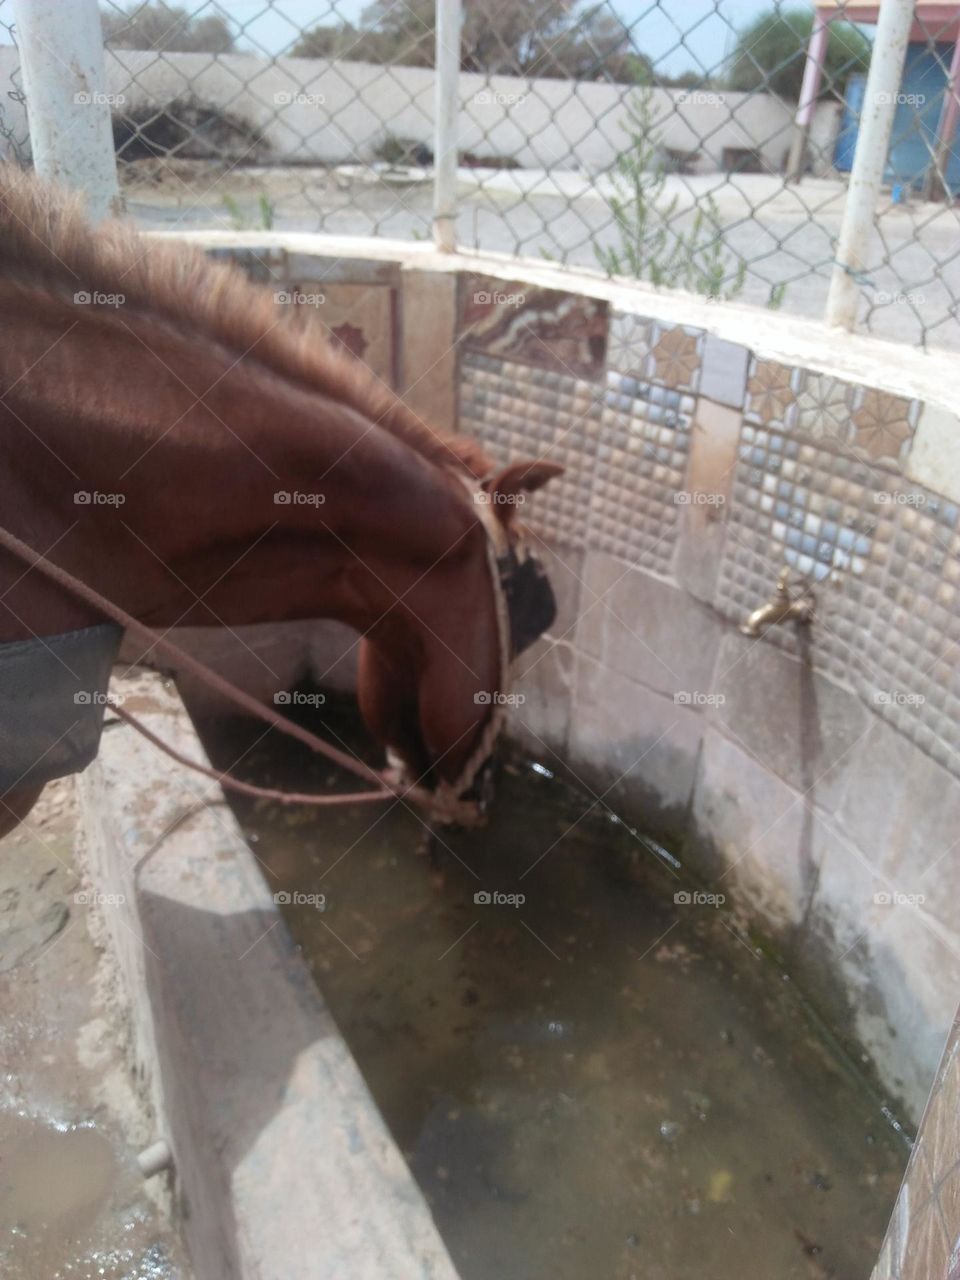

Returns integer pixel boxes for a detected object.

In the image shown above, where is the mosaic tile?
[744,357,798,430]
[853,388,919,468]
[588,370,694,574]
[793,369,857,448]
[651,324,703,393]
[608,312,704,394]
[458,351,601,545]
[460,275,607,380]
[607,312,657,380]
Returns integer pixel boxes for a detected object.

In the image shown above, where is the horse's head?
[356,456,563,825]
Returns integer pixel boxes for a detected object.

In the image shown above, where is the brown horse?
[0,167,561,838]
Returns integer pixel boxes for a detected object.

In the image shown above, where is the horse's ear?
[485,460,564,505]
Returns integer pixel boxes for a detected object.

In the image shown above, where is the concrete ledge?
[79,669,459,1280]
[150,229,960,414]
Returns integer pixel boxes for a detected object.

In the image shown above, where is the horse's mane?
[0,165,489,478]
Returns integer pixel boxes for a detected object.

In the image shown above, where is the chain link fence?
[2,0,960,349]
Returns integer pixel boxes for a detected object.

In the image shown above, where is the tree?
[726,8,871,101]
[101,2,235,53]
[292,0,653,83]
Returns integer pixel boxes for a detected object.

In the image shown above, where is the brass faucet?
[740,567,815,637]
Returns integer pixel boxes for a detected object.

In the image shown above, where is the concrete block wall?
[0,45,840,176]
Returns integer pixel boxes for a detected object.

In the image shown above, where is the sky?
[0,1,818,77]
[213,0,788,77]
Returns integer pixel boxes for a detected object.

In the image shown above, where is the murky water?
[201,695,908,1280]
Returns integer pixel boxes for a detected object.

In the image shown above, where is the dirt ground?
[0,778,190,1279]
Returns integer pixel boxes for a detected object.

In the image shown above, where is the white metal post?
[433,0,461,252]
[825,0,913,330]
[12,0,121,220]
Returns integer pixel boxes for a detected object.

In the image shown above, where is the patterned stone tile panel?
[460,275,607,380]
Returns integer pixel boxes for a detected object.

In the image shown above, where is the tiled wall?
[872,1012,960,1280]
[194,243,960,1257]
[453,271,960,1129]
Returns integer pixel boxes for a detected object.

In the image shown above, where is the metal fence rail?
[3,0,960,349]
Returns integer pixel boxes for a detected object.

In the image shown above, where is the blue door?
[887,42,960,192]
[833,44,960,194]
[834,73,865,172]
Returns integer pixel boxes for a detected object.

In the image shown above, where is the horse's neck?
[0,297,481,642]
